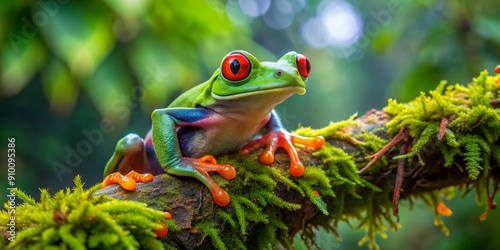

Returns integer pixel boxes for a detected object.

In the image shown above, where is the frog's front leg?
[151,107,236,206]
[239,110,325,177]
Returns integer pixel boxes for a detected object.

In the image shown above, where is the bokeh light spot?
[238,0,271,17]
[263,0,294,29]
[320,0,362,48]
[300,17,330,48]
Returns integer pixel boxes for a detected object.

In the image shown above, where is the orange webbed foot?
[178,155,236,206]
[126,170,154,183]
[190,155,237,180]
[102,171,155,191]
[102,173,136,191]
[239,129,325,177]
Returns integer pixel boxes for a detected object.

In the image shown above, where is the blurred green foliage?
[0,0,499,249]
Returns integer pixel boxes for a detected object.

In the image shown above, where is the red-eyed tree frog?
[102,50,325,206]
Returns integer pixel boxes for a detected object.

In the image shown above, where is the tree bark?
[95,109,499,249]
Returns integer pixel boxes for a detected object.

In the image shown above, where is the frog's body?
[167,82,288,158]
[103,50,324,206]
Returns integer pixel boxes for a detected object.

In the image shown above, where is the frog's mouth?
[211,86,306,100]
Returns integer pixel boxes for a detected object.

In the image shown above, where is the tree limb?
[96,109,499,249]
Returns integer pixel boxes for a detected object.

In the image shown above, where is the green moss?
[386,71,500,180]
[209,155,330,248]
[0,176,178,249]
[196,222,227,250]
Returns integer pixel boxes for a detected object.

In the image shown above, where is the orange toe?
[153,222,168,238]
[291,135,325,148]
[259,151,275,165]
[290,162,304,177]
[119,176,137,191]
[126,170,154,183]
[164,212,172,220]
[102,172,137,190]
[211,187,230,207]
[312,136,326,148]
[142,173,154,182]
[102,173,121,188]
[219,165,236,180]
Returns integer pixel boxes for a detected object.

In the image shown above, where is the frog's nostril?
[276,71,283,77]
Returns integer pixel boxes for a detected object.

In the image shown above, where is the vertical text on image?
[7,137,17,242]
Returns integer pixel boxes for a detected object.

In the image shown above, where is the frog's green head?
[210,50,311,100]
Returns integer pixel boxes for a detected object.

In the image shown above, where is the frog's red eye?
[296,54,311,77]
[222,53,251,81]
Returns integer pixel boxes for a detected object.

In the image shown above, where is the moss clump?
[197,153,335,249]
[0,176,178,249]
[386,72,500,180]
[383,70,500,231]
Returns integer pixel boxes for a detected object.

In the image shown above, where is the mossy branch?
[3,71,500,249]
[95,71,500,249]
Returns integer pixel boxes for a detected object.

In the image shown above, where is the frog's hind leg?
[103,133,147,176]
[102,133,157,190]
